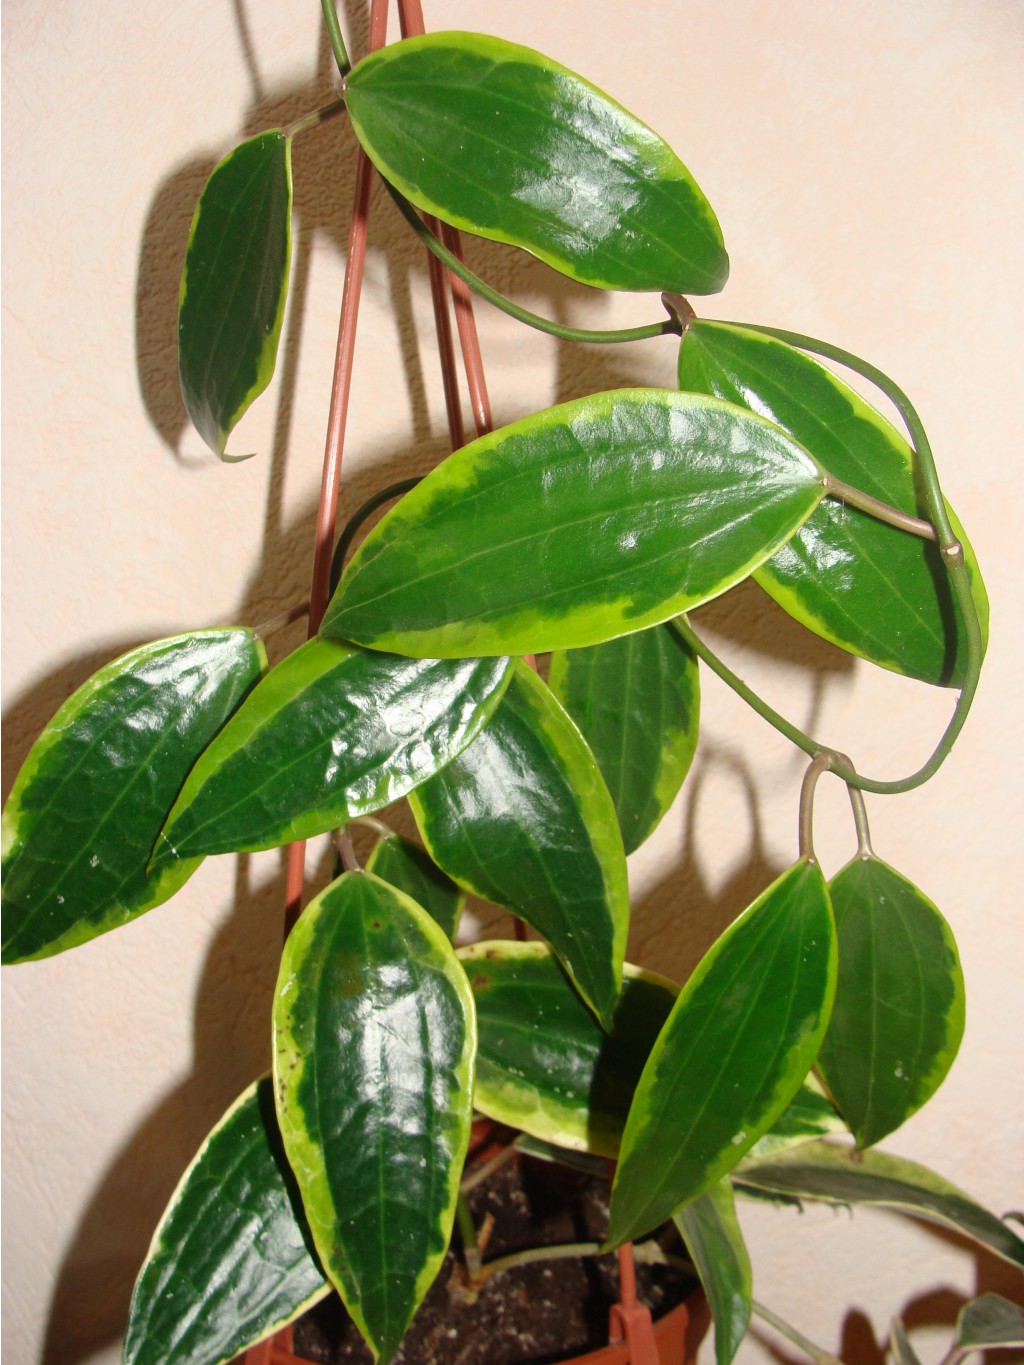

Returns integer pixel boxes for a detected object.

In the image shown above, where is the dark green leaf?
[347,32,728,294]
[322,389,825,658]
[548,623,699,853]
[609,860,837,1245]
[410,663,629,1029]
[674,1180,752,1365]
[816,856,965,1148]
[179,131,293,459]
[677,321,989,686]
[152,639,513,865]
[955,1294,1024,1351]
[734,1141,1024,1268]
[365,833,464,941]
[460,941,676,1155]
[2,630,266,963]
[273,872,475,1363]
[123,1077,328,1365]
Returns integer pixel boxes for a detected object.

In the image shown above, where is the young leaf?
[273,872,475,1364]
[674,1180,752,1365]
[346,32,728,295]
[460,941,676,1155]
[677,321,989,686]
[1,629,266,964]
[321,389,825,658]
[122,1077,329,1365]
[608,859,837,1246]
[889,1317,925,1365]
[954,1294,1024,1352]
[365,833,464,942]
[549,623,700,853]
[734,1140,1024,1268]
[816,856,965,1149]
[179,131,293,459]
[151,639,513,865]
[409,663,629,1029]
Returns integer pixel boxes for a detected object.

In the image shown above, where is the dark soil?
[292,1154,698,1365]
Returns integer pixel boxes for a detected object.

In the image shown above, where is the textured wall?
[2,2,1021,1362]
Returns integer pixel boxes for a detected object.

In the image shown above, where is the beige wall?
[3,2,1021,1361]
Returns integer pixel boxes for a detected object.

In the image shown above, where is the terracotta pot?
[242,1288,708,1365]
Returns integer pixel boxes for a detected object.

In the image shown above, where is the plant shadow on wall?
[4,3,1022,1365]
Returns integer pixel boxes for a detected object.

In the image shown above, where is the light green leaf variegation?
[273,872,475,1364]
[677,320,989,686]
[151,639,512,865]
[346,32,728,294]
[608,860,837,1245]
[816,856,965,1148]
[549,623,699,853]
[2,630,266,963]
[410,663,629,1029]
[179,131,293,459]
[123,1077,329,1365]
[461,941,676,1155]
[734,1141,1024,1268]
[321,389,825,658]
[674,1180,752,1365]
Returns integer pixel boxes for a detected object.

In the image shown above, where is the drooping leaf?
[1,630,266,964]
[122,1077,329,1365]
[410,663,629,1029]
[955,1294,1024,1352]
[816,856,965,1149]
[608,860,837,1245]
[273,872,475,1363]
[461,941,675,1155]
[674,1180,752,1365]
[677,321,989,686]
[734,1141,1024,1268]
[151,639,513,866]
[346,32,728,295]
[178,131,293,459]
[322,389,825,658]
[548,623,700,853]
[365,833,464,942]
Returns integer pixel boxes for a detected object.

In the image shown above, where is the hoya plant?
[3,3,1020,1364]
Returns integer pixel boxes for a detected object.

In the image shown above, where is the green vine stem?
[455,1194,484,1280]
[798,753,833,862]
[285,97,348,141]
[820,473,937,541]
[385,183,679,345]
[330,476,422,593]
[752,1299,844,1365]
[320,0,352,77]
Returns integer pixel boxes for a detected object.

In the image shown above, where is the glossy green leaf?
[461,941,675,1155]
[816,856,965,1149]
[674,1180,752,1365]
[743,1073,846,1160]
[2,630,266,963]
[955,1294,1024,1352]
[678,321,989,686]
[548,623,699,853]
[734,1141,1024,1268]
[123,1077,329,1365]
[273,872,475,1363]
[152,639,513,865]
[608,860,837,1245]
[364,833,464,942]
[410,663,629,1029]
[179,131,293,459]
[322,389,825,658]
[346,32,727,295]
